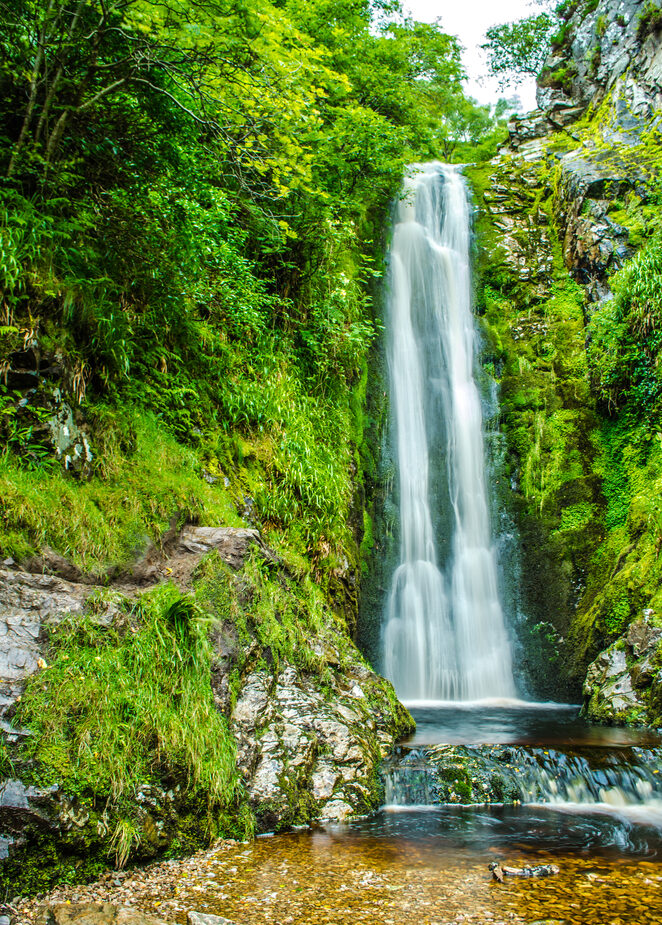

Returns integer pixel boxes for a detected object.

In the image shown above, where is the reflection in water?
[137,808,662,925]
[351,804,662,859]
[406,703,662,747]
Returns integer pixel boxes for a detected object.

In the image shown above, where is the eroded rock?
[231,653,412,826]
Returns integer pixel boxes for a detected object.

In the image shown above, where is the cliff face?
[538,0,662,119]
[470,0,662,717]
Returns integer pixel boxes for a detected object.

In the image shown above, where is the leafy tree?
[481,13,556,86]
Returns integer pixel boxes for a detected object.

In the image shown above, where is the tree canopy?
[481,12,556,86]
[0,0,507,553]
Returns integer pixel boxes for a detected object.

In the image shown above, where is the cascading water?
[382,162,515,702]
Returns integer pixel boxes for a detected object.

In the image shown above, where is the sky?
[404,0,540,111]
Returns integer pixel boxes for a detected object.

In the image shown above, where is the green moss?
[0,409,242,572]
[359,509,375,572]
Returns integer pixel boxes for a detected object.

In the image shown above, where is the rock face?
[554,149,636,301]
[231,656,408,826]
[538,0,662,127]
[506,105,585,154]
[584,615,662,724]
[480,161,554,295]
[472,0,662,707]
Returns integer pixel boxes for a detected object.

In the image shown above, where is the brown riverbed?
[17,818,662,925]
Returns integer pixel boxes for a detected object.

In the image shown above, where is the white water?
[383,163,515,702]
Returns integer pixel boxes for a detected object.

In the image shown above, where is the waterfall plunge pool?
[404,701,662,747]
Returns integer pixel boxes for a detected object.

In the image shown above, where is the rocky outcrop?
[583,614,662,724]
[0,527,266,722]
[554,148,636,301]
[471,0,662,707]
[506,105,585,154]
[231,655,409,826]
[538,0,662,129]
[0,523,412,890]
[479,160,553,295]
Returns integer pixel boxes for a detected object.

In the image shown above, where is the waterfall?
[382,162,515,702]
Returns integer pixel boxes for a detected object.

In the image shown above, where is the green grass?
[0,408,242,570]
[17,584,251,863]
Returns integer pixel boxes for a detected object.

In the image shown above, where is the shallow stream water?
[158,706,662,925]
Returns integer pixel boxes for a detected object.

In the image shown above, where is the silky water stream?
[147,166,662,923]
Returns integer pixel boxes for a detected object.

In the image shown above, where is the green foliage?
[0,409,241,569]
[18,584,249,863]
[637,0,662,41]
[0,0,493,573]
[482,13,557,86]
[436,97,513,163]
[587,234,662,415]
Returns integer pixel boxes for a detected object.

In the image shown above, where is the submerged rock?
[35,905,166,925]
[187,913,236,925]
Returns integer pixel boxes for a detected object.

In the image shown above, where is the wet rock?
[385,742,662,808]
[187,913,236,925]
[36,904,166,925]
[0,779,58,832]
[626,614,662,659]
[477,158,554,295]
[583,645,645,724]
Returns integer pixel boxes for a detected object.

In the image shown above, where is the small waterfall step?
[384,742,662,813]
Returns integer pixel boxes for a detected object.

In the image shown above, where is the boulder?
[187,913,236,925]
[231,654,412,826]
[36,905,166,925]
